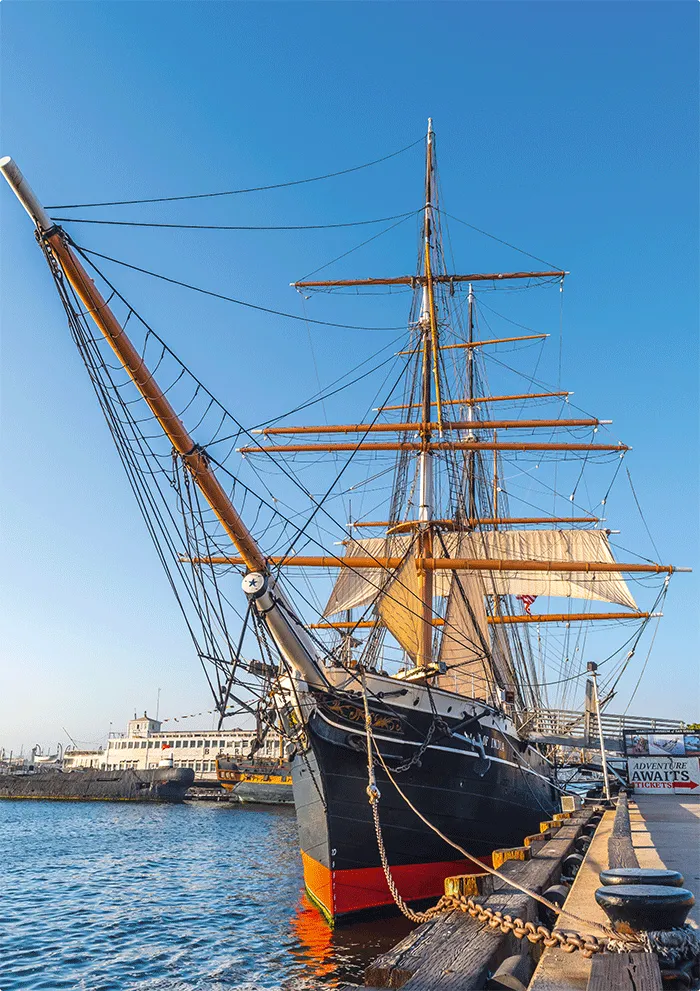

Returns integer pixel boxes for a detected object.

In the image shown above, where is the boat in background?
[216,755,293,804]
[0,766,194,802]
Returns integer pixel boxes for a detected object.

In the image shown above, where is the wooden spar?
[378,391,572,411]
[255,418,604,435]
[0,159,266,574]
[397,334,547,354]
[185,555,685,573]
[352,517,602,529]
[308,612,653,629]
[487,612,653,625]
[292,270,568,288]
[238,440,629,453]
[466,283,476,521]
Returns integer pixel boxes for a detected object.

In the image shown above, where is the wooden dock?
[362,795,699,991]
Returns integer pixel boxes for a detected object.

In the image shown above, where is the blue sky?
[1,1,697,752]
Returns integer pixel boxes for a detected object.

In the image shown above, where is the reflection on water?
[1,799,414,990]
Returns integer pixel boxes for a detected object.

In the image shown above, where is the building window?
[141,741,147,748]
[195,762,202,772]
[204,740,210,748]
[197,740,204,748]
[128,742,134,749]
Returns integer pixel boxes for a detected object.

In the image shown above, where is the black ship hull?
[292,684,557,923]
[0,767,194,802]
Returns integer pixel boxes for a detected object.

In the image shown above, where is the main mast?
[417,119,437,669]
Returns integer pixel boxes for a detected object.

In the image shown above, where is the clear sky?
[1,1,697,753]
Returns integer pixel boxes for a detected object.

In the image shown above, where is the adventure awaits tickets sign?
[627,756,700,794]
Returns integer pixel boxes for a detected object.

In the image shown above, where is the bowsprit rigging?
[1,122,690,925]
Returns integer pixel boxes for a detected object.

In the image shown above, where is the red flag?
[517,594,537,615]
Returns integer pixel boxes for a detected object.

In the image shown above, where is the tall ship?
[1,124,687,922]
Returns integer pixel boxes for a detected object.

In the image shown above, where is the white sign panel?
[628,756,700,795]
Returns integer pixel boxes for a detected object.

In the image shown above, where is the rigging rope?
[72,241,407,331]
[359,670,620,947]
[436,209,563,271]
[50,209,420,231]
[46,136,424,209]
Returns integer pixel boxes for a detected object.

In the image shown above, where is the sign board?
[624,732,700,757]
[627,756,700,794]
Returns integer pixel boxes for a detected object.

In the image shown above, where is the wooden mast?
[466,283,477,522]
[416,118,436,669]
[0,156,328,690]
[48,249,265,573]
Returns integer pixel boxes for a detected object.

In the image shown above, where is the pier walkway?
[530,795,699,991]
[362,795,699,990]
[631,795,700,926]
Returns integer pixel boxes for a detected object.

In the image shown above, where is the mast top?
[0,156,52,231]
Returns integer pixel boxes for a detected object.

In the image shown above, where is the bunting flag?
[517,594,537,615]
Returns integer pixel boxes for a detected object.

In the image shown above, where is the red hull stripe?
[301,849,492,919]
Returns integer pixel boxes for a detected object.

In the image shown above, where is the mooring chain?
[358,668,629,954]
[438,893,609,957]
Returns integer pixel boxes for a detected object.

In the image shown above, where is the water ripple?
[0,800,414,990]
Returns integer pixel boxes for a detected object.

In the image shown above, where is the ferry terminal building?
[64,712,284,782]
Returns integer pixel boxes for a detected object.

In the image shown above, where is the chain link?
[369,789,612,954]
[359,667,629,956]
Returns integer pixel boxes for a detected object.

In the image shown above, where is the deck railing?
[519,708,685,741]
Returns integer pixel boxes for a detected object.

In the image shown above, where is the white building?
[102,712,284,781]
[63,749,103,769]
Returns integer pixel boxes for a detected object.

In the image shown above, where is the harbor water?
[1,800,414,990]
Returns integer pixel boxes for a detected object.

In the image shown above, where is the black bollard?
[595,884,695,932]
[599,867,685,888]
[562,852,584,879]
[540,884,570,928]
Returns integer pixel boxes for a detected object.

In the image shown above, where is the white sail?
[377,556,425,661]
[455,529,638,609]
[437,574,494,697]
[322,536,412,616]
[324,528,637,616]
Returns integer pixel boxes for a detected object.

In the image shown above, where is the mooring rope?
[359,670,629,953]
